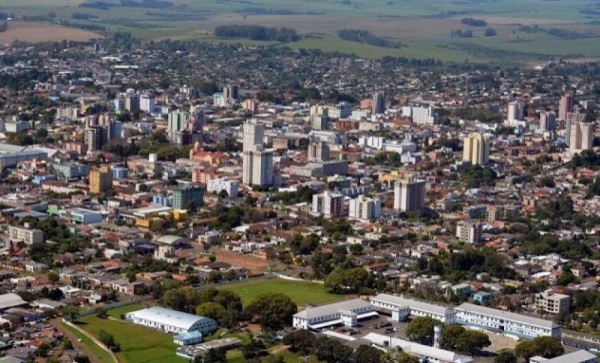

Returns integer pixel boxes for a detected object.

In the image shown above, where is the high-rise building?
[539,111,556,132]
[223,84,239,101]
[463,132,489,165]
[393,176,425,212]
[89,165,112,194]
[456,220,483,244]
[312,191,344,218]
[507,101,524,124]
[372,91,385,115]
[85,126,104,151]
[172,186,204,210]
[140,93,156,113]
[242,120,272,186]
[242,148,273,187]
[349,195,382,221]
[411,106,438,125]
[168,110,190,133]
[307,140,330,161]
[243,120,264,152]
[569,121,594,155]
[310,114,329,131]
[559,93,573,121]
[124,94,140,113]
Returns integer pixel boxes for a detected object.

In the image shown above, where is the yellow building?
[463,133,489,165]
[89,165,113,194]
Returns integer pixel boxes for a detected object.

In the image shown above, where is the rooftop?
[294,298,371,320]
[456,303,559,329]
[125,307,213,331]
[372,293,454,316]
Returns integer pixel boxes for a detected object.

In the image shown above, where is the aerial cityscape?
[0,1,599,363]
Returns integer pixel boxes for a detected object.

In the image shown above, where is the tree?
[396,352,419,363]
[457,330,491,355]
[196,302,226,325]
[282,330,316,355]
[47,271,59,283]
[406,316,442,345]
[314,336,353,363]
[516,337,563,360]
[354,345,383,363]
[202,348,227,363]
[495,350,517,363]
[244,293,297,331]
[242,338,267,359]
[64,304,81,322]
[98,329,120,351]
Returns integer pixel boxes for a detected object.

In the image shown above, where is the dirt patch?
[477,17,574,26]
[0,21,100,44]
[215,249,273,273]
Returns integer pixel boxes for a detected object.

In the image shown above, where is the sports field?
[219,278,344,307]
[78,305,186,363]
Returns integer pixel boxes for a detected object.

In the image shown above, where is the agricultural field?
[2,0,600,62]
[218,278,344,307]
[0,21,99,43]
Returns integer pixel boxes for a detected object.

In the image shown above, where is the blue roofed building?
[174,331,203,346]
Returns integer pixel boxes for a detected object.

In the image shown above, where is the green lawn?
[219,278,344,307]
[106,303,144,319]
[61,321,115,363]
[78,314,186,363]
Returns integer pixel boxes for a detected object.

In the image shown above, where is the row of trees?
[337,28,402,49]
[215,25,301,42]
[161,287,297,331]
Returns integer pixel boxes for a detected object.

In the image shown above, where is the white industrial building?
[531,350,597,363]
[125,307,217,335]
[363,332,473,363]
[292,299,377,330]
[370,294,455,324]
[455,303,561,339]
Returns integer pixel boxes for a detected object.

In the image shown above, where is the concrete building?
[370,294,456,324]
[455,303,561,339]
[140,93,155,113]
[51,163,90,181]
[307,140,330,162]
[168,110,190,133]
[172,186,204,210]
[411,105,438,125]
[539,111,556,132]
[348,195,382,221]
[292,298,376,330]
[363,333,473,363]
[310,114,329,130]
[535,289,570,315]
[559,93,573,121]
[242,120,264,151]
[7,225,43,245]
[125,307,217,335]
[372,91,385,115]
[207,178,239,197]
[463,133,489,165]
[456,220,483,244]
[89,166,112,194]
[507,101,524,125]
[312,191,344,218]
[535,350,597,363]
[242,148,273,187]
[569,121,593,155]
[393,176,426,212]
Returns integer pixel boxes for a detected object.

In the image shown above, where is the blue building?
[173,331,203,346]
[172,186,203,210]
[152,194,172,207]
[472,292,492,304]
[111,166,129,180]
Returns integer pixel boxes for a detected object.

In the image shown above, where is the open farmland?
[0,21,99,43]
[3,0,600,61]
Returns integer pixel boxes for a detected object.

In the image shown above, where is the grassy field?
[61,321,115,363]
[79,310,186,363]
[219,278,344,307]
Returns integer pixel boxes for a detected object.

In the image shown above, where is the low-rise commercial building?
[535,289,570,315]
[7,225,43,245]
[370,294,455,324]
[292,298,377,330]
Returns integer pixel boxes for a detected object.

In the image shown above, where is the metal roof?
[456,303,559,329]
[544,350,597,363]
[372,293,454,316]
[294,298,371,320]
[0,293,27,311]
[126,307,214,331]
